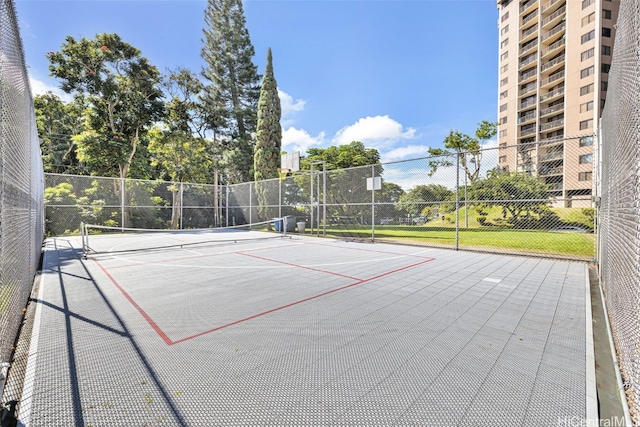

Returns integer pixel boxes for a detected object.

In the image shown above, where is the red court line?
[94,255,435,346]
[238,252,363,281]
[94,260,173,345]
[171,256,436,345]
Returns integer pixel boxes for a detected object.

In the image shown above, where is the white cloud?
[332,115,416,147]
[382,144,431,162]
[29,77,72,102]
[278,89,305,115]
[282,127,325,155]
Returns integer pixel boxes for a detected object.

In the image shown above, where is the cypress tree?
[201,0,260,184]
[254,48,282,181]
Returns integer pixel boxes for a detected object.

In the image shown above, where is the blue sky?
[16,0,499,163]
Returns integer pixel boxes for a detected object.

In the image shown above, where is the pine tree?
[201,0,260,184]
[254,48,282,181]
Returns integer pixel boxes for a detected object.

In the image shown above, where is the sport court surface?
[17,229,593,426]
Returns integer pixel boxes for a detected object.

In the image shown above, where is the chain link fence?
[597,0,640,423]
[47,139,597,262]
[0,0,45,389]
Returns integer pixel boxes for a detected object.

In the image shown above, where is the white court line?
[16,246,49,426]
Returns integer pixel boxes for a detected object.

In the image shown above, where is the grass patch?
[322,225,594,258]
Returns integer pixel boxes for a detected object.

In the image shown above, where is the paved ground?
[7,232,594,426]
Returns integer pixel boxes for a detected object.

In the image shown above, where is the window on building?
[601,63,611,73]
[579,154,593,164]
[580,84,594,95]
[501,25,509,35]
[499,142,507,148]
[602,81,608,91]
[581,48,594,61]
[500,90,508,99]
[499,156,507,163]
[501,11,509,22]
[501,38,509,48]
[500,103,508,112]
[501,64,509,73]
[602,45,611,55]
[580,136,594,147]
[499,129,507,137]
[501,77,509,87]
[579,172,593,181]
[579,119,593,130]
[602,28,611,37]
[581,30,595,44]
[501,51,509,61]
[582,13,595,27]
[500,116,508,124]
[603,9,612,19]
[582,0,594,9]
[580,101,594,113]
[580,66,595,78]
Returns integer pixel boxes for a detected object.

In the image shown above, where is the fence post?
[455,155,460,251]
[371,164,375,242]
[179,182,183,230]
[120,177,125,230]
[249,181,253,227]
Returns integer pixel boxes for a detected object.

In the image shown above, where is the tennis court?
[15,229,593,426]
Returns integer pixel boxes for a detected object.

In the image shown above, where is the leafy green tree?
[201,0,261,184]
[34,92,85,174]
[469,169,551,226]
[397,184,453,218]
[305,141,381,170]
[48,33,164,180]
[427,120,497,184]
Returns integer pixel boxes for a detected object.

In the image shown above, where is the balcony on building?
[519,82,537,97]
[542,22,566,43]
[539,147,563,162]
[520,95,537,110]
[520,0,537,15]
[518,110,537,125]
[541,0,564,15]
[519,52,538,70]
[541,4,566,30]
[540,85,564,102]
[540,117,564,131]
[539,160,564,177]
[540,102,564,118]
[521,7,539,27]
[540,69,564,89]
[521,24,539,44]
[519,37,538,56]
[541,53,565,73]
[519,67,538,84]
[519,124,537,138]
[541,37,565,60]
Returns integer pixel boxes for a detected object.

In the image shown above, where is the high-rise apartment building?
[496,0,619,207]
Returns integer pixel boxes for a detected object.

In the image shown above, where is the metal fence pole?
[371,164,375,242]
[179,182,183,230]
[322,163,326,237]
[455,156,460,251]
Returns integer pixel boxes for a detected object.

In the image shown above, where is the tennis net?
[81,220,292,257]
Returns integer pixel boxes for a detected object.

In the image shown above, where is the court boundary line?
[93,255,436,346]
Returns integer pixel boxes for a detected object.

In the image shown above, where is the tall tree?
[254,48,281,181]
[34,92,84,174]
[427,120,497,184]
[48,33,164,226]
[201,0,261,184]
[48,33,164,180]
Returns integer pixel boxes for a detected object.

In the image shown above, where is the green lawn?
[319,225,595,259]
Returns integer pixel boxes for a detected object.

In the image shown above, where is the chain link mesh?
[46,139,597,262]
[0,0,45,370]
[597,0,640,423]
